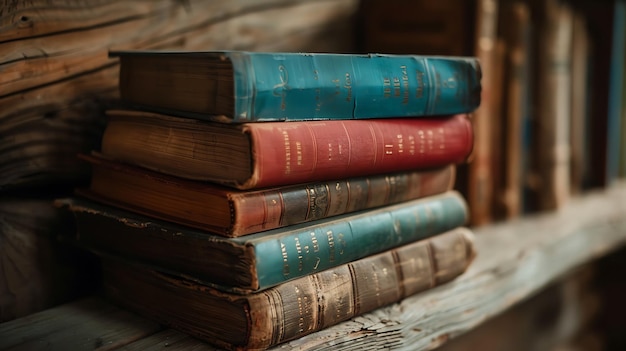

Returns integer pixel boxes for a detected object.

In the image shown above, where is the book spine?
[501,0,530,218]
[467,0,499,226]
[534,0,573,210]
[101,228,475,350]
[241,114,473,189]
[227,52,482,121]
[230,165,455,236]
[248,228,475,349]
[569,9,590,195]
[251,191,468,289]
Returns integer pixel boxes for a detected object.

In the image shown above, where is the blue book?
[58,191,468,293]
[110,51,482,122]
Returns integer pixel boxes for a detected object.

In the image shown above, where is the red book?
[101,110,473,189]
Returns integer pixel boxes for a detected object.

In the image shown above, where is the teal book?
[58,191,468,293]
[110,50,482,122]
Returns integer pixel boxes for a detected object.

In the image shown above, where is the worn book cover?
[110,50,482,121]
[78,153,456,237]
[101,227,476,351]
[58,191,468,293]
[100,110,474,189]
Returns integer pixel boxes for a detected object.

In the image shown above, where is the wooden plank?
[0,297,162,351]
[437,265,601,351]
[117,329,217,351]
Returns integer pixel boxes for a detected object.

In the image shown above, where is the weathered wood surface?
[0,198,98,322]
[0,297,162,350]
[0,0,357,190]
[439,265,602,351]
[117,329,215,351]
[2,183,626,350]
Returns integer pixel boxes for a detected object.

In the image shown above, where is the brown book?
[101,227,476,351]
[569,8,590,195]
[467,0,500,226]
[499,0,531,218]
[100,110,474,190]
[78,153,455,237]
[532,0,573,210]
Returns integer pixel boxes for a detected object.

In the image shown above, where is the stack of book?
[60,51,482,350]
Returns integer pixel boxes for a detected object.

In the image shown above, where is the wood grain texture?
[117,329,217,351]
[0,297,162,351]
[3,183,626,350]
[438,265,601,351]
[0,0,357,190]
[0,198,98,322]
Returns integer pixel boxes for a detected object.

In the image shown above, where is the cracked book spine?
[101,227,476,351]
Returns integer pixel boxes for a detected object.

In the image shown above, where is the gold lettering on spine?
[308,188,317,218]
[328,143,333,161]
[371,265,381,302]
[408,135,416,155]
[282,130,291,174]
[337,233,346,255]
[393,77,401,97]
[281,242,290,276]
[310,232,320,253]
[415,70,425,98]
[326,230,335,263]
[294,237,304,272]
[397,134,404,153]
[401,65,409,104]
[344,73,353,102]
[296,141,303,165]
[383,77,392,97]
[438,127,445,150]
[294,286,307,333]
[311,231,321,270]
[385,144,393,155]
[442,74,457,89]
[334,274,345,320]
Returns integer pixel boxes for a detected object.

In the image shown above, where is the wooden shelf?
[2,182,626,351]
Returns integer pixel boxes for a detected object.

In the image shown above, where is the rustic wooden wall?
[0,0,358,321]
[1,0,358,190]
